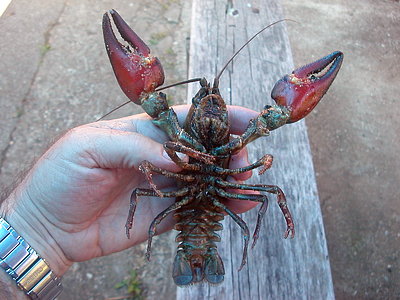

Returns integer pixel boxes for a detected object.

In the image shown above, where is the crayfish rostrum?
[102,9,343,286]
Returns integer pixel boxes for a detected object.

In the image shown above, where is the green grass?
[40,43,51,56]
[113,270,144,300]
[149,32,168,46]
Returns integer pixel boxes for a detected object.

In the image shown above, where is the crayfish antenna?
[214,19,297,83]
[96,78,203,121]
[155,77,202,92]
[96,100,131,121]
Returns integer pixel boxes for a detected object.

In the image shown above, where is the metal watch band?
[0,217,62,300]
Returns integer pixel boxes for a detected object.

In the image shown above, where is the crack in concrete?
[0,2,67,176]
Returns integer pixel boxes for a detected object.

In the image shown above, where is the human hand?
[0,105,259,276]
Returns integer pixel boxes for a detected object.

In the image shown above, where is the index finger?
[96,104,259,136]
[226,105,259,134]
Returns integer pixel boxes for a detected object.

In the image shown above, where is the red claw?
[271,51,343,123]
[102,10,165,104]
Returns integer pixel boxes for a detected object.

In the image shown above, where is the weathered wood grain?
[177,0,334,299]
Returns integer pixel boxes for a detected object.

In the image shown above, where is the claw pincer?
[102,9,164,104]
[271,51,343,123]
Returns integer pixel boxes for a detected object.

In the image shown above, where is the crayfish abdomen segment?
[172,205,226,285]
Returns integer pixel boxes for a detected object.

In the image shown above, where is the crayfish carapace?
[102,9,343,286]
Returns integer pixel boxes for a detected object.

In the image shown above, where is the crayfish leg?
[214,187,269,249]
[215,180,295,239]
[164,141,215,164]
[146,195,192,261]
[211,197,250,271]
[275,188,295,239]
[138,161,196,197]
[126,187,190,239]
[125,189,138,239]
[210,154,273,176]
[251,198,269,249]
[163,143,201,171]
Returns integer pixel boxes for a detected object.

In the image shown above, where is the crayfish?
[102,10,343,286]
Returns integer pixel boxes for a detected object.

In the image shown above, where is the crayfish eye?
[200,77,209,87]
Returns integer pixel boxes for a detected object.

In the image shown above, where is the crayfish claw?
[271,51,343,123]
[102,10,164,104]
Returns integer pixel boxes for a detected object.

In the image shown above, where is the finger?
[221,183,260,214]
[172,105,259,135]
[95,104,258,137]
[93,106,191,133]
[91,114,170,143]
[224,198,259,215]
[229,147,252,181]
[64,126,185,172]
[226,105,259,134]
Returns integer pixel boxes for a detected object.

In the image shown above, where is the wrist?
[0,184,72,277]
[0,268,29,299]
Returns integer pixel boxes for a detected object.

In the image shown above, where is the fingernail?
[162,150,171,161]
[177,152,188,161]
[162,150,188,162]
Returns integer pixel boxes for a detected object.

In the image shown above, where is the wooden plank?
[177,0,334,299]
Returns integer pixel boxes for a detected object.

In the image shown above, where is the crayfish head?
[191,94,230,149]
[271,51,343,123]
[102,10,165,104]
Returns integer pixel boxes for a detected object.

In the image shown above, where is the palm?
[30,117,179,262]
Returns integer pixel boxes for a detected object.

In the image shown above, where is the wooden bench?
[177,1,334,299]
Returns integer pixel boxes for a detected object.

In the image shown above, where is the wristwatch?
[0,217,62,299]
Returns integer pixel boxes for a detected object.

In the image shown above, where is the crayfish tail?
[172,207,225,285]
